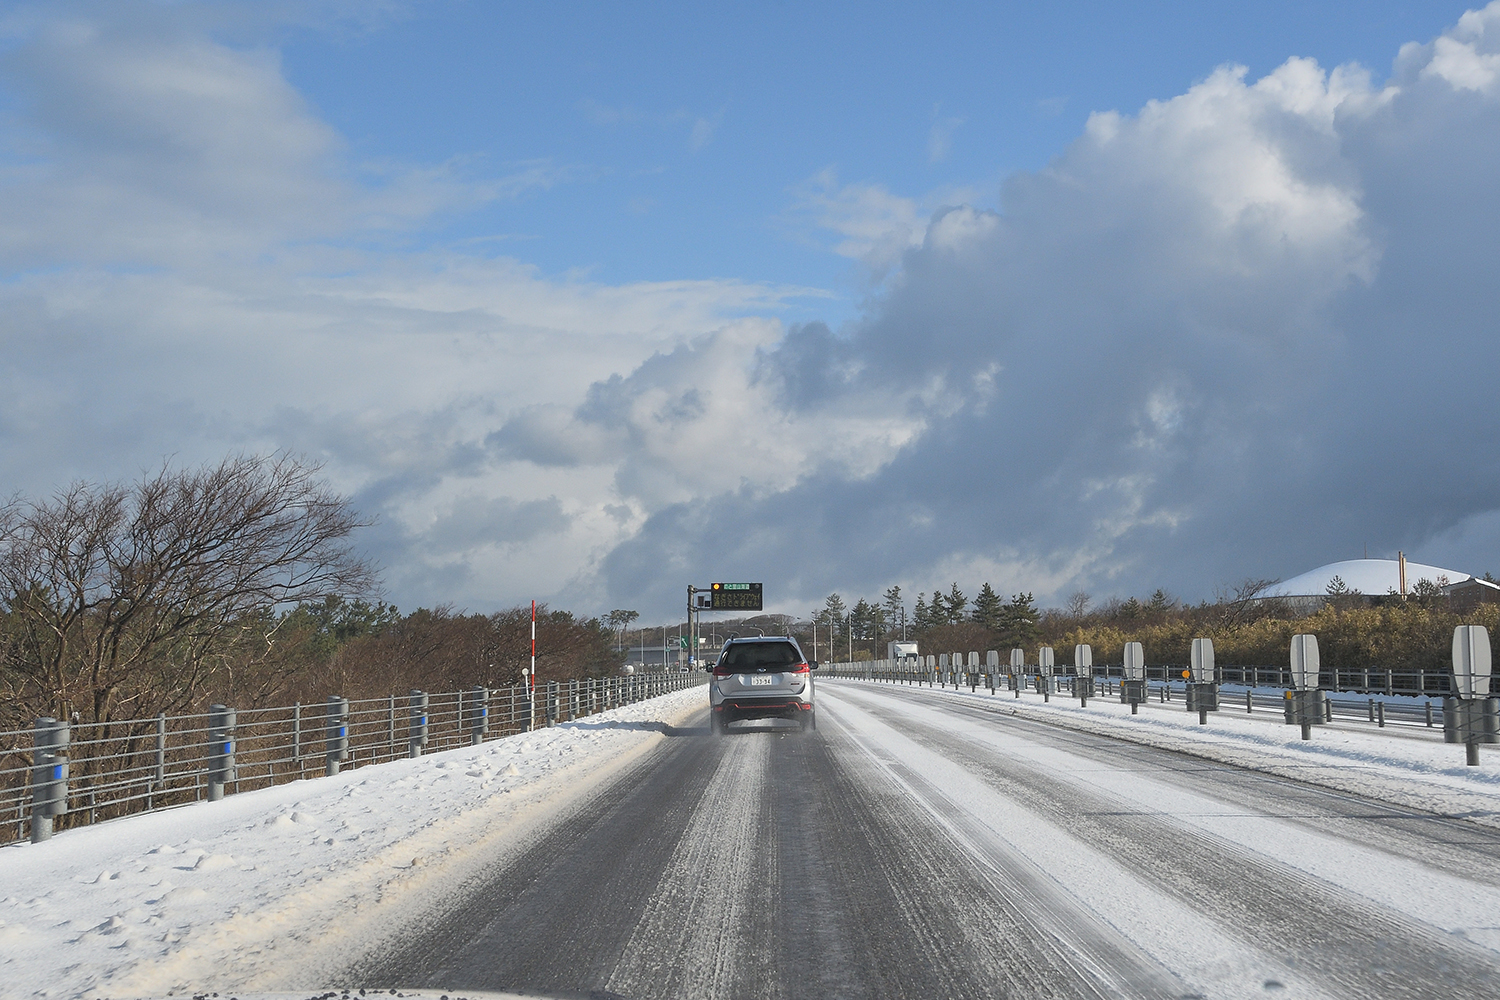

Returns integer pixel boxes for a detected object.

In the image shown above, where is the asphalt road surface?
[354,681,1500,1000]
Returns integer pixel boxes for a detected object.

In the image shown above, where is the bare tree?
[0,454,374,728]
[1211,577,1281,627]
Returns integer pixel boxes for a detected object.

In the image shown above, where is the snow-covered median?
[830,678,1500,827]
[0,688,705,1000]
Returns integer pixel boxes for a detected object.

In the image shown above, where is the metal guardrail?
[823,659,1456,697]
[1,671,706,847]
[819,659,1453,733]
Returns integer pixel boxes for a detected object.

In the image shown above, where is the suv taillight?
[790,662,810,674]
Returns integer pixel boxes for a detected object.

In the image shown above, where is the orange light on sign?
[1181,669,1191,679]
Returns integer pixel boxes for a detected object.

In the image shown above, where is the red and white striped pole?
[529,599,537,730]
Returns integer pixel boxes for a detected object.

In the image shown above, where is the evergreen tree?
[971,582,1003,629]
[820,593,847,638]
[882,585,905,635]
[928,587,948,626]
[912,593,931,633]
[945,582,967,624]
[998,591,1039,647]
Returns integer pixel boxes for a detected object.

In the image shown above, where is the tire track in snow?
[605,733,772,997]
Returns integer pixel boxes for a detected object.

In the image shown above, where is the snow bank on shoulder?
[0,688,705,1000]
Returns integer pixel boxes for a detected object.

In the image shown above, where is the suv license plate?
[749,674,774,686]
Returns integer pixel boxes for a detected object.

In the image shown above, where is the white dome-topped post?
[1187,637,1219,725]
[1074,644,1094,707]
[1038,646,1055,702]
[1121,641,1147,714]
[1445,625,1498,766]
[1286,634,1325,740]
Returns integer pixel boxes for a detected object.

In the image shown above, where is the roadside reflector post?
[325,695,349,777]
[1446,625,1499,766]
[986,650,1000,695]
[1074,645,1094,706]
[1122,642,1146,713]
[470,686,489,745]
[30,717,69,843]
[409,689,429,758]
[207,704,236,802]
[1038,646,1054,702]
[1010,648,1024,698]
[968,652,980,692]
[1187,638,1219,725]
[1285,634,1324,739]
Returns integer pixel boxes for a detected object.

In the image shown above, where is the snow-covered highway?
[5,680,1500,999]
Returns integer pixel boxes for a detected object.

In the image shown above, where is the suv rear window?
[720,641,802,670]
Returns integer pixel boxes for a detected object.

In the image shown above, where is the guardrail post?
[293,702,302,764]
[547,680,559,725]
[152,713,166,808]
[207,704,236,802]
[409,689,428,758]
[325,695,349,777]
[30,717,69,843]
[470,686,489,744]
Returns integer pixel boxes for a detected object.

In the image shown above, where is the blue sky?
[274,1,1468,315]
[2,0,1498,622]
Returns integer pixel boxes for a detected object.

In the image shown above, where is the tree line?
[0,455,623,734]
[807,576,1499,676]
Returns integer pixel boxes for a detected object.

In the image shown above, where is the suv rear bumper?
[715,699,813,722]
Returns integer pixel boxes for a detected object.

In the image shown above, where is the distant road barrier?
[823,657,1460,698]
[820,657,1463,735]
[3,671,706,847]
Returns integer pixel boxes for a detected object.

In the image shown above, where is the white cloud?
[0,5,820,613]
[784,168,984,275]
[927,109,964,162]
[1415,3,1500,93]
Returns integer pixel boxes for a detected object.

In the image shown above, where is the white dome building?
[1263,558,1471,600]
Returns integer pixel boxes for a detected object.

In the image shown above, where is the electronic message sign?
[709,582,763,611]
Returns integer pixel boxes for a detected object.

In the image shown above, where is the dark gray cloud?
[591,22,1500,615]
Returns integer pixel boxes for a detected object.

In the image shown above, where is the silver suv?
[709,636,817,734]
